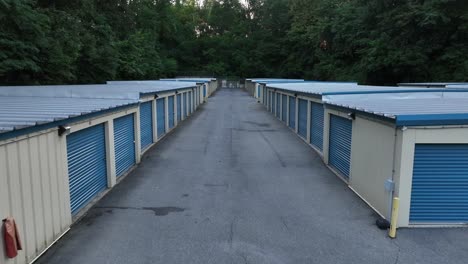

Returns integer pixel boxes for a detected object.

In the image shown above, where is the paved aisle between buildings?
[39,88,468,264]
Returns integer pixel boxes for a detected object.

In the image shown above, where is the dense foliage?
[0,0,466,85]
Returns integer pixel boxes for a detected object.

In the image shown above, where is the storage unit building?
[398,82,468,88]
[323,90,468,228]
[0,95,137,264]
[245,79,305,100]
[108,79,209,104]
[262,83,460,155]
[160,78,218,99]
[0,81,203,264]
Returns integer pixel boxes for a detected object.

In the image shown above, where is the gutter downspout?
[387,126,399,220]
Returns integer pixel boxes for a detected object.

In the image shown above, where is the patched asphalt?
[38,88,468,264]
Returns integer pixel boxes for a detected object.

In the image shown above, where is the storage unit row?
[245,78,304,98]
[260,82,468,228]
[159,78,219,98]
[0,81,207,264]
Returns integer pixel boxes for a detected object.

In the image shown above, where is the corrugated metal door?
[288,96,296,129]
[276,93,280,118]
[410,144,468,223]
[203,85,207,97]
[269,91,273,112]
[298,99,307,138]
[263,87,266,105]
[177,94,182,123]
[257,85,261,98]
[67,124,107,215]
[272,92,276,113]
[183,93,187,119]
[139,101,153,150]
[267,90,270,109]
[189,92,193,115]
[157,98,166,138]
[168,96,175,129]
[328,115,352,178]
[282,94,287,122]
[310,102,324,151]
[114,114,136,177]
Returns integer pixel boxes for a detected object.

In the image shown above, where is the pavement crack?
[243,121,271,127]
[204,183,229,188]
[280,216,290,232]
[237,252,248,264]
[259,131,287,167]
[232,128,276,132]
[392,240,401,264]
[94,206,186,216]
[203,137,210,155]
[228,219,237,248]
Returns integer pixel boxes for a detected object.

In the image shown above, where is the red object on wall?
[3,217,22,258]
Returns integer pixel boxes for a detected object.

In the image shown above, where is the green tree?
[0,0,48,84]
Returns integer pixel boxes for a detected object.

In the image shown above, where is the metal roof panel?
[0,82,197,100]
[265,83,468,97]
[326,96,468,126]
[0,96,137,134]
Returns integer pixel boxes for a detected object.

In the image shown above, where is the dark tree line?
[0,0,467,85]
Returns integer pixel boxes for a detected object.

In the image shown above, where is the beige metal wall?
[197,85,204,106]
[0,129,71,264]
[245,80,254,95]
[208,81,217,96]
[348,116,396,220]
[395,126,468,227]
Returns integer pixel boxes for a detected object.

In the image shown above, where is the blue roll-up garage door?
[168,96,175,129]
[203,84,207,98]
[263,87,266,105]
[329,115,352,178]
[276,93,280,118]
[272,93,276,114]
[269,91,272,112]
[289,96,296,129]
[183,93,187,119]
[282,95,287,122]
[189,92,193,115]
[410,144,468,223]
[266,90,269,109]
[114,114,136,177]
[140,101,153,150]
[257,85,261,98]
[310,102,324,151]
[67,124,107,215]
[157,98,166,138]
[177,94,182,122]
[298,99,307,139]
